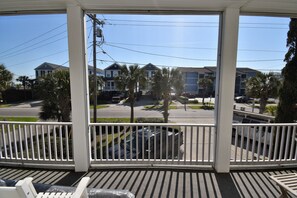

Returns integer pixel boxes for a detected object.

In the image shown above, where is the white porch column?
[214,8,240,173]
[67,5,90,172]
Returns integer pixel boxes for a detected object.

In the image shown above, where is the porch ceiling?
[0,0,297,16]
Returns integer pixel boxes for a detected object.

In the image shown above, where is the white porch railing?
[231,123,297,166]
[89,123,216,166]
[1,121,297,169]
[0,122,73,167]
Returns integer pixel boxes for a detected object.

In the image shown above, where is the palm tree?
[198,77,213,105]
[0,64,13,91]
[16,76,30,90]
[36,70,71,122]
[152,68,183,123]
[245,72,280,114]
[115,64,146,123]
[89,75,104,105]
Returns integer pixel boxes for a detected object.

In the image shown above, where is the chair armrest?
[72,177,90,198]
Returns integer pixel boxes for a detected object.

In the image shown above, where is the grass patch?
[0,117,38,122]
[169,105,177,110]
[188,105,203,109]
[93,118,131,123]
[90,105,109,109]
[0,104,11,108]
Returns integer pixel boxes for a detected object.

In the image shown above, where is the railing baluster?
[7,124,12,159]
[65,125,70,161]
[262,126,268,162]
[183,126,187,164]
[117,125,120,161]
[99,125,103,161]
[130,125,132,161]
[13,124,18,159]
[92,126,97,161]
[289,126,296,160]
[59,126,63,160]
[171,125,174,162]
[273,126,280,160]
[124,126,127,161]
[24,125,29,160]
[178,126,181,163]
[41,125,46,160]
[36,125,40,160]
[18,124,23,160]
[208,126,211,163]
[268,126,274,161]
[136,125,139,161]
[47,125,52,161]
[105,125,109,161]
[202,126,205,163]
[148,126,151,162]
[166,126,168,163]
[53,125,58,161]
[112,125,115,161]
[240,126,244,162]
[29,125,35,160]
[251,126,256,162]
[0,125,4,159]
[160,125,163,162]
[256,126,262,162]
[154,125,156,162]
[279,126,286,160]
[196,126,199,162]
[246,125,251,162]
[234,126,238,162]
[190,126,193,164]
[284,126,291,161]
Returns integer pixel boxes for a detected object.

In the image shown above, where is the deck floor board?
[0,166,296,197]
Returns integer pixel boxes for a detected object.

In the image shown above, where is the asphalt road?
[0,101,215,123]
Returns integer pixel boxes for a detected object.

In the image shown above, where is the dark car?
[234,96,251,103]
[108,127,183,159]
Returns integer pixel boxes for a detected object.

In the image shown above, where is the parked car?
[108,127,183,159]
[232,118,271,145]
[234,96,251,103]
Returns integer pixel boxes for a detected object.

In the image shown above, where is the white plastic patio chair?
[0,177,90,198]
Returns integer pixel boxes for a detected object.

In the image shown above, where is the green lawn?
[0,104,11,108]
[0,117,38,122]
[89,105,109,109]
[92,118,131,123]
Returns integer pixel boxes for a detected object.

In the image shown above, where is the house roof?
[104,63,122,70]
[177,67,212,73]
[142,63,160,71]
[34,62,67,71]
[88,65,103,73]
[237,67,260,73]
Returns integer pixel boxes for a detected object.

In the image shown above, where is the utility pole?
[93,14,97,123]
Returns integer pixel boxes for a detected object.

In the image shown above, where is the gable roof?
[34,62,67,71]
[88,65,103,73]
[142,63,160,71]
[237,67,260,73]
[177,67,211,73]
[104,63,122,70]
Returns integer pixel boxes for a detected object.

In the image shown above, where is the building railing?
[0,122,73,166]
[231,123,297,166]
[89,123,216,166]
[1,121,297,169]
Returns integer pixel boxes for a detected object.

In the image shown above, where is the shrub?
[266,105,277,116]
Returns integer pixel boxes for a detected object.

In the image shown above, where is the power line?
[105,23,288,30]
[106,41,286,53]
[105,43,284,62]
[104,18,288,26]
[98,46,117,62]
[105,43,217,62]
[1,36,67,60]
[0,23,66,55]
[7,49,68,68]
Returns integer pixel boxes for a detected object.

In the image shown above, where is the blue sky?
[0,13,290,79]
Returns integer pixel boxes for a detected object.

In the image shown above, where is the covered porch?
[0,0,297,176]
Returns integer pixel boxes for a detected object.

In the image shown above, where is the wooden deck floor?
[0,166,296,197]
